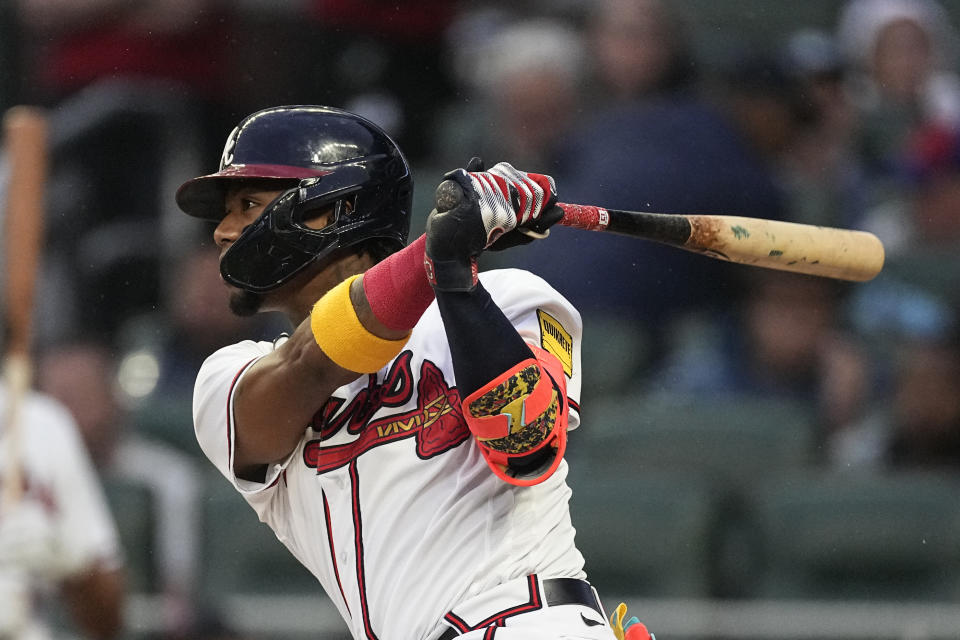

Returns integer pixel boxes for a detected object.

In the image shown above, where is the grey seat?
[571,392,817,485]
[566,462,721,598]
[744,470,960,601]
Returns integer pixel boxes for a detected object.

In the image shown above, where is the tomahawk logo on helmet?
[175,105,413,292]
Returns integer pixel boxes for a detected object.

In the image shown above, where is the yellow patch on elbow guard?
[482,395,558,454]
[310,274,410,374]
[466,362,558,454]
[468,363,541,421]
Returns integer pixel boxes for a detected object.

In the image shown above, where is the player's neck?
[278,251,375,325]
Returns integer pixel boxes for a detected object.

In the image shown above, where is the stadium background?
[1,1,960,638]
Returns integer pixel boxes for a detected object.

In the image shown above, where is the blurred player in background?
[175,105,653,639]
[37,339,202,633]
[0,379,124,639]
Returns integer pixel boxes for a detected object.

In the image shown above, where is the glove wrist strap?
[424,253,478,292]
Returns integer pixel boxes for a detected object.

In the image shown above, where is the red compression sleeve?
[362,234,435,332]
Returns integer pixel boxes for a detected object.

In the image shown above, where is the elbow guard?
[462,344,568,486]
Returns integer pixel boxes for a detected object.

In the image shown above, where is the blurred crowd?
[1,0,960,638]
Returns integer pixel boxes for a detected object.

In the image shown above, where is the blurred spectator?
[837,0,960,197]
[836,118,960,260]
[37,340,203,633]
[884,332,960,468]
[157,245,277,398]
[111,244,282,457]
[830,328,960,470]
[506,39,787,367]
[713,51,819,168]
[124,244,280,394]
[433,16,586,172]
[0,380,124,639]
[584,0,698,104]
[652,269,873,441]
[778,29,869,228]
[885,122,960,250]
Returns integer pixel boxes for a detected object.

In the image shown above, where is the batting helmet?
[176,105,413,292]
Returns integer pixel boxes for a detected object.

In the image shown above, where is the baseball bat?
[435,180,885,282]
[1,106,49,508]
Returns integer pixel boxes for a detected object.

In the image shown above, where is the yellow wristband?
[310,274,410,373]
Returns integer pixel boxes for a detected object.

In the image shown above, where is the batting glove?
[425,159,562,291]
[466,158,561,245]
[453,157,564,251]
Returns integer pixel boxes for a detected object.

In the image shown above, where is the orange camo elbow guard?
[462,346,568,486]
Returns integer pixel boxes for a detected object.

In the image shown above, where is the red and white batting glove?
[446,160,560,248]
[425,159,561,292]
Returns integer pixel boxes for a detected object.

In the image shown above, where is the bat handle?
[435,179,610,233]
[556,203,610,231]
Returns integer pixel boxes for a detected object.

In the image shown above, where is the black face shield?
[176,105,413,292]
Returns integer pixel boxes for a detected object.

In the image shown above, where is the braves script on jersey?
[194,270,586,639]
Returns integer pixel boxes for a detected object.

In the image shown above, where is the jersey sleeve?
[193,340,297,495]
[478,269,583,429]
[36,396,123,574]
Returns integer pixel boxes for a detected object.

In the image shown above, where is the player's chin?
[228,288,265,317]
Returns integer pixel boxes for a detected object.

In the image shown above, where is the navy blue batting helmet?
[176,105,413,292]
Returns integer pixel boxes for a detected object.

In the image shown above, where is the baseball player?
[176,105,652,639]
[0,381,124,639]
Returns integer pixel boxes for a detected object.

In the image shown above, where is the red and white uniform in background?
[194,269,602,639]
[0,389,122,640]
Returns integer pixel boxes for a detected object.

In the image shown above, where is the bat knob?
[434,179,464,214]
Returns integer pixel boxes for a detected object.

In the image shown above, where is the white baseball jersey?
[0,387,122,640]
[194,269,586,639]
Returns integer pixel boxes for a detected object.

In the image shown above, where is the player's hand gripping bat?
[434,179,885,282]
[1,107,49,509]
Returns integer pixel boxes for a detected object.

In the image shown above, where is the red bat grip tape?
[557,203,610,231]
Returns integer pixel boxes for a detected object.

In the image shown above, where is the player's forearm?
[434,286,533,396]
[424,162,568,484]
[435,284,567,485]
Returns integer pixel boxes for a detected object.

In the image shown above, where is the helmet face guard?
[175,105,413,292]
[221,161,411,292]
